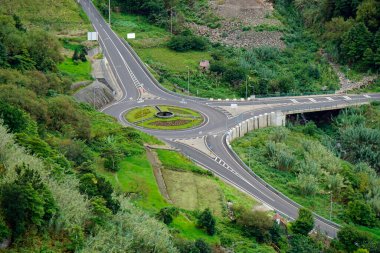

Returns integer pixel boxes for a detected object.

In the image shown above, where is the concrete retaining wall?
[228,111,286,142]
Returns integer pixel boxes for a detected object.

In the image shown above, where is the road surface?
[79,0,380,238]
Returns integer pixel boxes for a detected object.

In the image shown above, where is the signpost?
[127,33,136,39]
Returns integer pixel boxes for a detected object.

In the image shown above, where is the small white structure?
[87,32,98,41]
[127,33,136,39]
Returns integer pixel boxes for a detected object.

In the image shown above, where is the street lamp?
[187,66,190,95]
[108,0,111,26]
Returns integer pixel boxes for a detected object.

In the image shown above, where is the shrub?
[295,173,319,195]
[156,207,179,225]
[168,35,207,52]
[291,208,314,236]
[197,208,216,235]
[346,200,377,227]
[0,101,27,133]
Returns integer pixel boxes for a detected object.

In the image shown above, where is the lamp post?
[329,191,333,220]
[187,66,190,95]
[108,0,111,26]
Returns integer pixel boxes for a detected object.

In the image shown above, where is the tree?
[361,48,375,70]
[72,48,80,61]
[340,23,372,65]
[1,165,57,239]
[288,234,319,253]
[156,207,178,225]
[292,208,314,236]
[234,206,273,242]
[346,200,376,226]
[197,208,216,235]
[0,41,7,67]
[12,14,26,32]
[356,0,380,32]
[337,225,373,252]
[0,101,27,133]
[194,239,211,253]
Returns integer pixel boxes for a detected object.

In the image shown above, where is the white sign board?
[230,104,238,108]
[127,33,136,39]
[87,32,98,41]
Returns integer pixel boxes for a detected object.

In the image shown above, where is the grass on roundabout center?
[125,105,204,130]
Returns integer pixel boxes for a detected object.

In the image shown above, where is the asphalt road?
[79,0,380,238]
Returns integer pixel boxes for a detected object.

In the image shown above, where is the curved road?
[79,0,380,238]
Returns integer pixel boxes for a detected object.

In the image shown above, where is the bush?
[346,200,377,227]
[197,208,216,235]
[291,208,314,236]
[337,225,373,252]
[295,173,319,195]
[0,101,27,133]
[234,205,273,242]
[156,207,178,225]
[168,35,207,52]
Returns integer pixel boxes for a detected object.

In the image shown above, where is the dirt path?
[322,52,377,93]
[145,147,172,203]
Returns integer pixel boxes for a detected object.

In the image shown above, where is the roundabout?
[124,105,204,130]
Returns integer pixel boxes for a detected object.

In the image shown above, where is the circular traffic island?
[124,105,204,130]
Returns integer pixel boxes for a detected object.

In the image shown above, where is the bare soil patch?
[190,0,285,48]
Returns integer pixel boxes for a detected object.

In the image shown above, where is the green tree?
[292,208,314,236]
[346,200,376,226]
[0,101,27,133]
[1,165,57,239]
[72,48,80,61]
[361,48,375,70]
[356,0,380,32]
[337,225,372,252]
[194,239,211,253]
[340,23,372,65]
[288,234,319,253]
[0,41,7,67]
[197,208,216,235]
[156,207,178,225]
[12,14,26,32]
[234,206,273,242]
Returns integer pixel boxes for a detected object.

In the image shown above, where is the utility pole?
[170,7,173,34]
[108,0,111,26]
[245,77,248,100]
[330,191,333,220]
[187,66,190,95]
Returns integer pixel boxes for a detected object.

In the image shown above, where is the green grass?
[58,57,92,82]
[162,169,223,215]
[137,47,211,73]
[0,0,91,34]
[124,105,204,130]
[170,214,220,244]
[98,153,168,212]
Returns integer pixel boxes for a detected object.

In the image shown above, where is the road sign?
[87,32,98,41]
[127,33,136,39]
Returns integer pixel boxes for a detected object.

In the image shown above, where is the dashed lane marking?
[290,99,299,104]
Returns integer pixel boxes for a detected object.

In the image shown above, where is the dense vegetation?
[292,0,380,73]
[232,102,380,251]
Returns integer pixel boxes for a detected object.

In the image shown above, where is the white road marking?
[343,96,352,100]
[364,94,371,98]
[326,97,334,101]
[290,99,299,103]
[309,98,317,103]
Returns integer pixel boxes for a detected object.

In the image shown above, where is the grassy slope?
[110,12,241,99]
[58,57,92,82]
[0,0,91,34]
[231,120,380,238]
